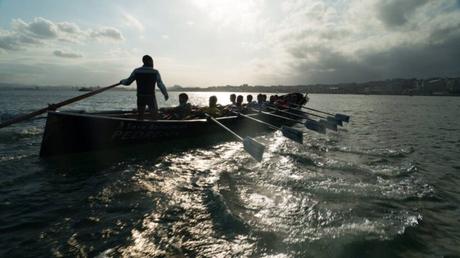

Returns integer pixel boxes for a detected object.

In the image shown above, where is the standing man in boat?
[120,55,169,120]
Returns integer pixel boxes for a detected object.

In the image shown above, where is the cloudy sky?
[0,0,459,87]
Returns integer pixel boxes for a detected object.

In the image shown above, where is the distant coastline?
[1,77,459,96]
[168,77,460,96]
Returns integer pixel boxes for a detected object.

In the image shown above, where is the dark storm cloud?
[289,47,377,84]
[376,0,429,28]
[290,26,460,84]
[278,0,460,84]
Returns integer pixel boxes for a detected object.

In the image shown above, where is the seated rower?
[202,95,222,117]
[274,95,289,108]
[229,94,236,105]
[254,94,267,110]
[160,93,192,119]
[256,94,263,104]
[262,94,267,103]
[233,95,245,112]
[236,95,243,106]
[280,92,308,107]
[246,94,258,108]
[173,93,192,119]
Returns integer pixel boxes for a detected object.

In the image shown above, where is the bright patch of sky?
[0,0,459,87]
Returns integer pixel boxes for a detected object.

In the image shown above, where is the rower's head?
[246,95,253,103]
[209,95,218,107]
[230,94,236,104]
[257,94,263,103]
[262,94,267,102]
[179,93,188,105]
[142,55,154,67]
[236,95,243,106]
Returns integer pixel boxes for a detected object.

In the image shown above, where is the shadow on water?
[40,133,240,175]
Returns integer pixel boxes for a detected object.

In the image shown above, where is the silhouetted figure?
[246,94,258,108]
[230,94,236,105]
[236,95,244,107]
[284,92,308,107]
[203,95,222,117]
[257,94,263,104]
[228,95,244,113]
[172,93,192,119]
[246,95,253,103]
[120,55,169,120]
[262,94,267,103]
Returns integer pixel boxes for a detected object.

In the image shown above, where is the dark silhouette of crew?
[202,95,222,117]
[120,55,169,120]
[236,95,244,107]
[173,93,192,119]
[246,94,257,108]
[230,94,236,105]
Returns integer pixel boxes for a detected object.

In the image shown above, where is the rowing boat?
[39,110,300,157]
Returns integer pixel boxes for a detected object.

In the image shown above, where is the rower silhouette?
[230,94,236,105]
[120,55,169,120]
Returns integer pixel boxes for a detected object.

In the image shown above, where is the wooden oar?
[266,106,338,132]
[233,112,303,144]
[205,113,265,162]
[282,106,343,126]
[0,82,121,129]
[289,103,350,123]
[269,104,340,124]
[250,108,326,134]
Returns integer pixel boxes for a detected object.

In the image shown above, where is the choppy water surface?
[0,89,459,257]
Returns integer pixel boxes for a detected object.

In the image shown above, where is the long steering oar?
[0,82,121,129]
[290,103,350,123]
[266,106,338,132]
[205,113,265,162]
[250,108,326,134]
[233,112,303,144]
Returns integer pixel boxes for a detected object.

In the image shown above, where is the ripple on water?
[107,149,257,257]
[0,126,43,143]
[3,93,456,257]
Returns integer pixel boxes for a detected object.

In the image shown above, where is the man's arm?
[156,71,169,100]
[120,69,136,85]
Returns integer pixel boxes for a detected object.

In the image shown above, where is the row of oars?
[206,104,350,162]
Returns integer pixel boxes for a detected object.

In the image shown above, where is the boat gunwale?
[47,110,270,123]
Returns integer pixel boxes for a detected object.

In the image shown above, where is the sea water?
[0,88,459,257]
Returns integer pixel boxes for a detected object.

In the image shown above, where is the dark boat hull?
[39,111,296,157]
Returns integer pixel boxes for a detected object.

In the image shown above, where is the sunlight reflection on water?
[1,91,459,257]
